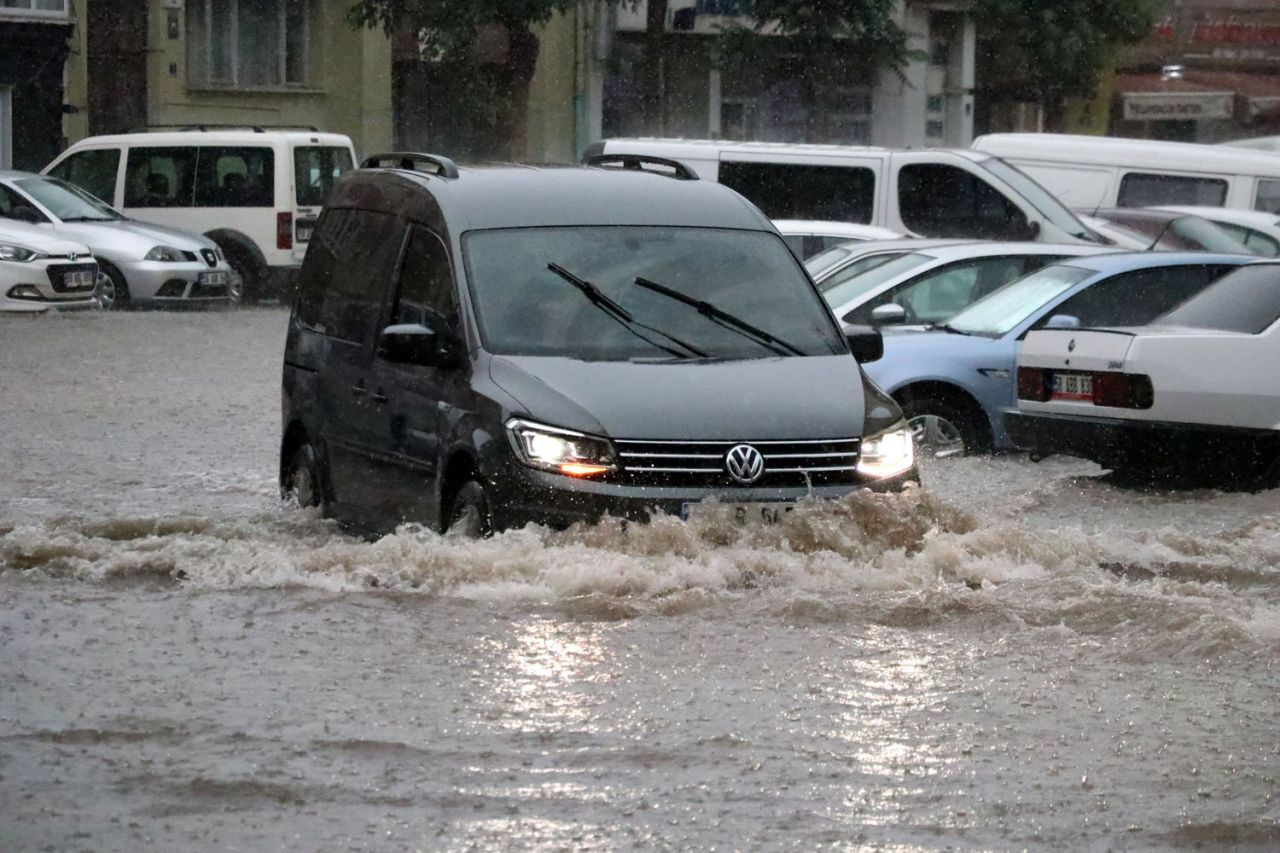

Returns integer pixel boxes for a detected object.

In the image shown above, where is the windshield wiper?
[546,263,707,359]
[633,276,803,357]
[60,215,116,222]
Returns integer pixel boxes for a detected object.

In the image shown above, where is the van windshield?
[464,227,846,361]
[294,146,354,207]
[979,157,1100,242]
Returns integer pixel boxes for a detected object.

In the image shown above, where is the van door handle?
[370,389,389,404]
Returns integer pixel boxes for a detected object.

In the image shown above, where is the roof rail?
[583,153,699,181]
[123,124,322,133]
[360,152,460,179]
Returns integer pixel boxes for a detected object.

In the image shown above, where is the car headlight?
[213,246,225,261]
[856,421,914,479]
[144,245,185,262]
[506,418,617,477]
[0,243,43,262]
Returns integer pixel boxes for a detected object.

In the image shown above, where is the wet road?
[2,309,1278,850]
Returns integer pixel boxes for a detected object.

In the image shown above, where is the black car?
[279,153,917,536]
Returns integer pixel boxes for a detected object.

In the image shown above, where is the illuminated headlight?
[144,245,185,262]
[856,421,914,479]
[0,243,42,262]
[506,418,616,477]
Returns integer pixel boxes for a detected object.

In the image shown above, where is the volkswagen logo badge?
[725,444,765,484]
[1067,337,1077,352]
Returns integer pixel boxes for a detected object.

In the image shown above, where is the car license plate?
[296,225,314,243]
[66,270,94,290]
[1051,371,1092,401]
[199,271,229,285]
[680,502,792,524]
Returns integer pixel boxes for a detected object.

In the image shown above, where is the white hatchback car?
[0,220,98,313]
[772,219,904,259]
[1009,261,1280,484]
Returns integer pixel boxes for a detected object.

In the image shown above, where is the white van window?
[125,147,197,207]
[717,162,875,223]
[47,148,120,204]
[1254,179,1280,214]
[194,146,274,207]
[294,146,354,207]
[898,163,1031,240]
[1117,172,1227,207]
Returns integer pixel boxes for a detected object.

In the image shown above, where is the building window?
[186,0,313,90]
[0,0,68,19]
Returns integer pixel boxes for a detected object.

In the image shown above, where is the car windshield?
[804,244,858,278]
[946,263,1094,337]
[14,177,120,222]
[464,226,845,361]
[1157,264,1280,334]
[979,157,1100,242]
[294,146,354,207]
[819,252,932,304]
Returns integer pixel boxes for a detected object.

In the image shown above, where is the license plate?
[680,502,792,524]
[199,271,229,285]
[1051,371,1092,401]
[66,270,94,289]
[296,226,314,243]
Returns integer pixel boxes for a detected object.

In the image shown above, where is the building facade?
[0,1,73,170]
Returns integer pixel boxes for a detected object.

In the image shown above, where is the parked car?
[1009,261,1280,485]
[280,153,916,537]
[973,132,1280,213]
[0,171,235,309]
[1154,206,1280,257]
[860,252,1254,456]
[772,219,904,259]
[43,127,357,301]
[584,140,1101,245]
[0,220,98,313]
[817,241,1116,327]
[1082,208,1253,254]
[802,238,968,283]
[1077,214,1155,251]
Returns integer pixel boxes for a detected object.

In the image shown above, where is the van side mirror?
[1044,314,1081,329]
[843,324,884,364]
[868,303,907,327]
[378,323,457,367]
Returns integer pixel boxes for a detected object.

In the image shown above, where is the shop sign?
[1123,92,1234,121]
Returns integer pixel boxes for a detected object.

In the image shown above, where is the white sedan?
[1008,260,1280,485]
[772,219,903,260]
[1156,206,1280,257]
[0,220,98,313]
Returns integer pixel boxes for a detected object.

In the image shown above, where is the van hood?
[52,218,215,254]
[489,354,867,440]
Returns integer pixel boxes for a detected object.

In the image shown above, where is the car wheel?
[446,480,494,538]
[899,396,985,458]
[222,243,264,303]
[95,265,130,311]
[227,270,245,306]
[287,442,327,512]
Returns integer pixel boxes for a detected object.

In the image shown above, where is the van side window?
[124,147,197,207]
[295,209,404,342]
[47,149,120,204]
[1037,265,1227,330]
[1117,173,1227,207]
[1255,179,1280,214]
[898,163,1029,240]
[718,162,875,223]
[393,226,457,330]
[194,147,274,207]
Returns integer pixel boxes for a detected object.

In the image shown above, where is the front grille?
[613,438,861,488]
[46,262,98,293]
[201,249,218,267]
[190,281,228,299]
[181,250,198,262]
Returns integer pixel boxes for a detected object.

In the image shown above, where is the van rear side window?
[193,147,274,207]
[1255,179,1280,214]
[1118,172,1227,207]
[718,161,875,223]
[294,146,354,207]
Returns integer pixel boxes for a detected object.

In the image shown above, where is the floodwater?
[2,309,1278,851]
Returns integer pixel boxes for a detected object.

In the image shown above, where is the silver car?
[0,171,236,309]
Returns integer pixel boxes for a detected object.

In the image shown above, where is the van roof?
[62,130,356,148]
[329,163,775,232]
[593,138,988,162]
[973,133,1280,177]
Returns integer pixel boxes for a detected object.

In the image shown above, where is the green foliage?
[348,0,574,61]
[973,0,1162,105]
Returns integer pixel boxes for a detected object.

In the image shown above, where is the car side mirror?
[868,303,907,327]
[844,324,884,364]
[9,205,42,224]
[378,323,458,367]
[1016,219,1042,241]
[1044,314,1081,329]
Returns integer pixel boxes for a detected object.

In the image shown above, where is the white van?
[584,139,1100,246]
[43,127,358,300]
[972,133,1280,215]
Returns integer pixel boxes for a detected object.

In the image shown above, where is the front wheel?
[900,396,987,458]
[286,442,327,512]
[95,266,130,311]
[445,480,494,538]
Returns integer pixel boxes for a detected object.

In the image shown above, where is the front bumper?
[1005,410,1280,473]
[487,460,919,530]
[118,260,235,303]
[1,261,99,313]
